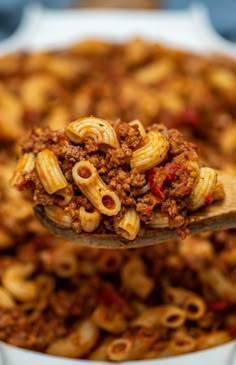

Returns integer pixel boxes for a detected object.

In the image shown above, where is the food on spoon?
[11,117,225,240]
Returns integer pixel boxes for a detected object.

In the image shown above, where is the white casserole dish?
[0,4,235,365]
[0,340,236,365]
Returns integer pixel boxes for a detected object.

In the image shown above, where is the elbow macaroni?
[47,319,99,357]
[66,117,120,148]
[0,287,15,309]
[79,206,101,232]
[147,212,169,228]
[132,305,186,329]
[189,167,217,211]
[129,119,146,138]
[72,160,121,216]
[2,263,38,302]
[36,149,68,194]
[44,205,72,228]
[10,152,35,188]
[121,257,154,299]
[115,208,140,240]
[164,287,206,320]
[130,131,169,171]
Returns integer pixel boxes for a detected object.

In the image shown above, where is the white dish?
[0,3,236,56]
[0,4,235,365]
[0,340,236,365]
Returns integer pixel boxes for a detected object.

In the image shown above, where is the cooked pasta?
[36,149,68,194]
[189,167,218,211]
[55,185,74,206]
[10,153,35,189]
[121,257,154,299]
[168,333,197,355]
[46,319,99,357]
[0,228,14,250]
[115,208,140,240]
[164,287,206,320]
[107,328,159,361]
[199,267,236,302]
[130,130,169,171]
[0,38,235,361]
[129,119,146,138]
[44,205,72,228]
[66,117,120,148]
[147,212,169,228]
[72,160,121,216]
[2,263,38,302]
[131,305,186,329]
[79,206,101,232]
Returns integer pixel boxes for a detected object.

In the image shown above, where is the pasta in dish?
[0,38,235,360]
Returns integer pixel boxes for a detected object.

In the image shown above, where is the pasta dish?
[0,38,235,361]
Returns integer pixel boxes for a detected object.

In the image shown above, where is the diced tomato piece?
[181,187,190,195]
[164,162,182,181]
[146,169,165,199]
[205,194,214,205]
[150,184,165,199]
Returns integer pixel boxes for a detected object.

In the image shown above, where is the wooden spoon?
[34,171,236,249]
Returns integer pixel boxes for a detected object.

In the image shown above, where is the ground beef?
[130,169,146,188]
[116,123,142,149]
[108,169,135,205]
[105,146,133,169]
[168,128,198,156]
[84,137,99,153]
[23,127,67,155]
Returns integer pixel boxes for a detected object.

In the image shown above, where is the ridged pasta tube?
[66,117,120,148]
[2,263,38,302]
[121,257,154,299]
[148,212,169,228]
[44,205,72,228]
[72,160,121,216]
[47,319,99,358]
[55,184,74,206]
[164,287,206,320]
[107,328,159,361]
[116,208,140,240]
[36,149,68,194]
[0,286,15,309]
[10,152,35,188]
[132,305,186,329]
[189,167,217,211]
[130,131,169,171]
[79,206,101,232]
[129,119,146,138]
[169,334,196,355]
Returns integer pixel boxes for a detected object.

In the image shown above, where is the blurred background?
[0,0,236,44]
